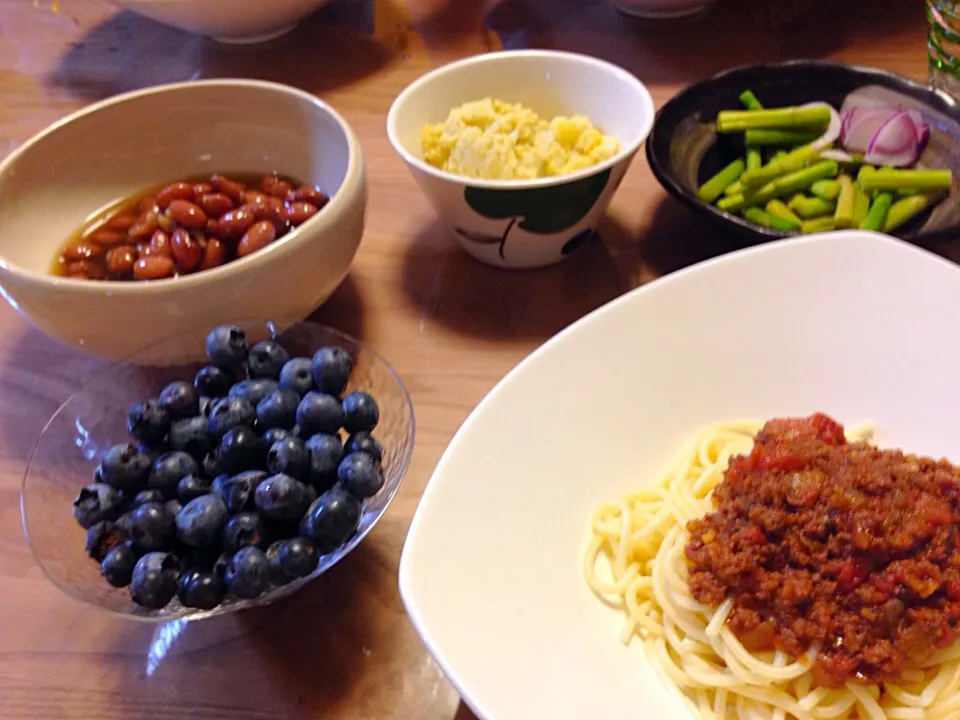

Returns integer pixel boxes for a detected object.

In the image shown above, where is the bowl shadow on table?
[400,219,635,341]
[306,272,367,343]
[46,6,398,102]
[482,0,914,86]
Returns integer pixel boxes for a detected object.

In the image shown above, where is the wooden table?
[0,1,934,717]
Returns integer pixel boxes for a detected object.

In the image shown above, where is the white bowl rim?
[0,78,362,295]
[385,49,655,190]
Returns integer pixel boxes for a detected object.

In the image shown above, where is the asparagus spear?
[743,129,822,146]
[741,145,820,188]
[739,90,763,110]
[768,149,789,163]
[790,195,838,219]
[858,167,953,193]
[883,194,936,232]
[859,192,893,231]
[743,207,799,231]
[765,199,802,226]
[801,217,838,233]
[852,186,870,226]
[717,160,839,212]
[697,159,746,203]
[834,175,856,228]
[810,179,841,200]
[724,180,744,197]
[746,148,763,171]
[716,106,832,133]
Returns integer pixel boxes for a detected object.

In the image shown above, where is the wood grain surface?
[0,0,939,718]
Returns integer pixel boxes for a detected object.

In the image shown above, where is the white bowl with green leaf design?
[386,50,655,269]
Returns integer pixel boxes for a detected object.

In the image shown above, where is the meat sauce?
[685,413,960,687]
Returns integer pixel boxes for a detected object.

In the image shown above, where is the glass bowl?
[20,319,415,621]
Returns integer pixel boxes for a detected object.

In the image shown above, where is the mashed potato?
[421,98,620,180]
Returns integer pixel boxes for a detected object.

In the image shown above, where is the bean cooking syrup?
[52,173,329,282]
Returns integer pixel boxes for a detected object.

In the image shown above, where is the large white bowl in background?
[387,50,654,270]
[108,0,333,43]
[399,231,960,719]
[604,0,719,19]
[0,79,366,361]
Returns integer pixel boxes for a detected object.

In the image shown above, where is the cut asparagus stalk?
[743,129,822,146]
[833,175,856,228]
[741,145,820,188]
[858,167,953,193]
[739,90,763,110]
[697,158,746,203]
[765,199,802,226]
[801,217,838,233]
[718,161,839,212]
[716,106,832,133]
[859,192,894,231]
[883,194,936,232]
[768,149,789,163]
[852,186,870,226]
[746,147,762,171]
[810,179,841,200]
[790,196,838,219]
[724,180,744,197]
[743,207,798,231]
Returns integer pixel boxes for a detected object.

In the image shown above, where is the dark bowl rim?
[19,316,416,623]
[645,59,960,244]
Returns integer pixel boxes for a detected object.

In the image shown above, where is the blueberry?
[99,443,151,491]
[213,470,265,513]
[341,391,379,433]
[178,569,226,610]
[344,432,383,464]
[205,325,248,368]
[194,365,234,398]
[156,380,198,421]
[304,482,318,506]
[216,425,265,475]
[279,537,319,580]
[176,494,228,548]
[130,552,179,609]
[279,357,314,396]
[300,488,361,554]
[257,388,300,431]
[101,544,138,587]
[126,399,170,446]
[311,346,353,396]
[147,451,199,496]
[200,451,219,479]
[265,541,288,584]
[130,502,176,551]
[198,396,216,417]
[246,338,290,380]
[228,379,279,407]
[207,396,256,440]
[85,520,125,561]
[223,512,267,555]
[224,547,270,599]
[177,474,211,503]
[165,498,183,517]
[72,483,123,528]
[305,433,344,490]
[254,473,311,522]
[115,511,135,538]
[262,427,293,445]
[296,392,343,436]
[266,436,311,481]
[337,452,384,499]
[133,489,166,508]
[169,416,212,461]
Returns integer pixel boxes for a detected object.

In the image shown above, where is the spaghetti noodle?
[583,418,960,720]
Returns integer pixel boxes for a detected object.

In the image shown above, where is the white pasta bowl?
[400,230,960,720]
[386,50,654,269]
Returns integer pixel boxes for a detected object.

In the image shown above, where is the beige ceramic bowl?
[109,0,333,43]
[0,79,366,361]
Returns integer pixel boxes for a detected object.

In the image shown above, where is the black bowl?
[646,60,960,245]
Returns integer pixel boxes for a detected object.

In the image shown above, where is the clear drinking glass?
[929,0,960,97]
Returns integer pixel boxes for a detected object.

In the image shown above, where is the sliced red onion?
[840,106,923,167]
[820,149,857,163]
[802,101,841,150]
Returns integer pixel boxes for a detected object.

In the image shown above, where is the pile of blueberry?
[71,324,385,612]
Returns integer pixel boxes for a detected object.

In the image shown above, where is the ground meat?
[685,413,960,687]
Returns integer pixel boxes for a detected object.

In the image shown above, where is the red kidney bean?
[199,237,227,270]
[87,227,129,247]
[237,220,276,257]
[198,193,234,218]
[192,182,213,196]
[106,245,137,275]
[167,199,207,230]
[205,218,219,235]
[260,174,293,199]
[104,213,138,232]
[67,259,106,279]
[253,196,285,222]
[211,174,246,203]
[218,206,257,239]
[134,255,175,280]
[155,182,195,209]
[284,201,318,226]
[63,241,103,262]
[171,228,202,273]
[292,185,329,206]
[137,197,158,214]
[242,190,269,206]
[128,211,159,241]
[145,230,172,258]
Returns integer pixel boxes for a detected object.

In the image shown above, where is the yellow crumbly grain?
[421,98,620,180]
